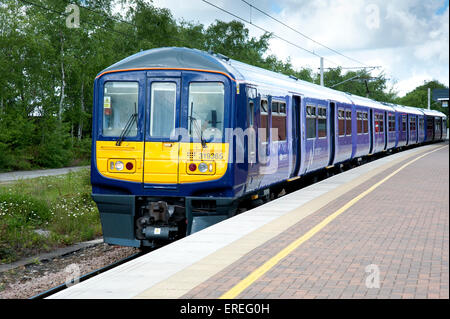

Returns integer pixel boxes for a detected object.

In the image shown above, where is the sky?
[139,0,449,97]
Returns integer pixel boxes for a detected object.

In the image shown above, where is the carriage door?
[246,87,258,190]
[292,95,302,176]
[369,109,374,153]
[143,76,181,187]
[328,101,336,166]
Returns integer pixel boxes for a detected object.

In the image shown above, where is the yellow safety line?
[220,145,448,299]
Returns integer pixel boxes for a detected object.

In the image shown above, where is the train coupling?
[136,200,182,241]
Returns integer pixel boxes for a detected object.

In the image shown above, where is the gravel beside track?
[0,243,138,299]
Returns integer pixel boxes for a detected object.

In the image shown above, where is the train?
[91,47,447,248]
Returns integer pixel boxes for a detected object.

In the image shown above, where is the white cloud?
[148,0,449,96]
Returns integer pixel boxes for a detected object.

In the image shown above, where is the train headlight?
[115,161,124,171]
[198,162,208,173]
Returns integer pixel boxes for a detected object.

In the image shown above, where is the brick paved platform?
[182,144,449,299]
[50,142,448,299]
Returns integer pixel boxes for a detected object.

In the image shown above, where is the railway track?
[29,251,146,299]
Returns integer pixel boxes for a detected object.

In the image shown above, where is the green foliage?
[0,193,51,226]
[395,80,448,111]
[0,169,101,263]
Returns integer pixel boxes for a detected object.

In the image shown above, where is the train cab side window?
[363,112,368,133]
[318,106,327,138]
[260,99,269,143]
[248,101,254,128]
[345,110,352,136]
[357,111,363,134]
[271,100,287,141]
[306,105,316,139]
[338,109,345,136]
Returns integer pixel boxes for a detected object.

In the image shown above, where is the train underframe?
[93,194,239,248]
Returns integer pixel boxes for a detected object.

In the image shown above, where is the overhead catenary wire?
[201,0,341,68]
[240,0,371,68]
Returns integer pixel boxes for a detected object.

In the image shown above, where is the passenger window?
[374,114,379,133]
[306,105,316,139]
[378,113,384,133]
[357,111,363,134]
[409,117,416,132]
[402,115,407,132]
[338,109,345,136]
[363,112,368,133]
[260,99,269,142]
[345,110,352,136]
[318,106,327,138]
[388,114,395,132]
[103,82,139,137]
[271,100,287,141]
[271,101,279,114]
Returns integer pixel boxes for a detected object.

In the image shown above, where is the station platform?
[50,142,449,299]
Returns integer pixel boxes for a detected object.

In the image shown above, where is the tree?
[396,80,448,110]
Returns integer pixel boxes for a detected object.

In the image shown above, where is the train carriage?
[91,47,447,248]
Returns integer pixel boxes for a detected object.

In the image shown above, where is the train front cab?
[92,68,237,247]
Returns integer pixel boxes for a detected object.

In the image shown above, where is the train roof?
[401,105,425,115]
[99,47,442,116]
[391,104,411,113]
[344,94,394,111]
[421,108,447,117]
[99,47,233,76]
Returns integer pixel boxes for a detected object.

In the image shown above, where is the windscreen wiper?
[116,103,137,146]
[189,102,206,148]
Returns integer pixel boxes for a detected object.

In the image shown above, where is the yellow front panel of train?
[96,141,144,182]
[178,143,229,183]
[143,142,180,184]
[96,141,229,184]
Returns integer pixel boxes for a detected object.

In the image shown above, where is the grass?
[0,169,101,264]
